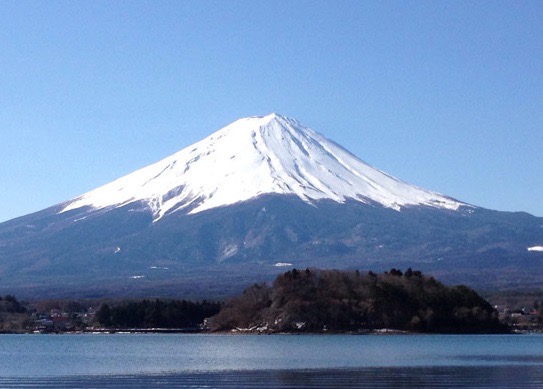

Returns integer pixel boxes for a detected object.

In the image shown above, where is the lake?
[1,333,542,388]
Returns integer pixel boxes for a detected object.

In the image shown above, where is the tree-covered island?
[211,268,509,334]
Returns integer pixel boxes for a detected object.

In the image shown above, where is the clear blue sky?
[1,1,542,223]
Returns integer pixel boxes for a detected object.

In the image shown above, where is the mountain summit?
[62,113,464,221]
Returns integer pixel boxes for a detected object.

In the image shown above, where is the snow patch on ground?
[274,262,293,267]
[219,243,239,261]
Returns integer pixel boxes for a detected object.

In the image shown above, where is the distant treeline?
[0,295,26,314]
[96,299,221,329]
[0,295,28,333]
[211,268,508,334]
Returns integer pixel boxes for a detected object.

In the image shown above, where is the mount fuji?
[1,114,542,298]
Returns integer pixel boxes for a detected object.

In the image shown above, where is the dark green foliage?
[0,294,28,333]
[95,303,112,327]
[95,299,221,329]
[0,295,26,314]
[211,269,508,334]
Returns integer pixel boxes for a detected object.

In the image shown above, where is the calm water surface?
[1,334,542,388]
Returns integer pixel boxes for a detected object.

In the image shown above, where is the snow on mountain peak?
[61,113,465,220]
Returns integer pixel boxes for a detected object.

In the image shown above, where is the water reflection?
[458,354,543,364]
[2,366,543,388]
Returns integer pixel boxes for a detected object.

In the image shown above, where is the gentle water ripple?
[1,366,543,388]
[2,334,543,387]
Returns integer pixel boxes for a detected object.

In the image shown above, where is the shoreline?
[4,327,528,335]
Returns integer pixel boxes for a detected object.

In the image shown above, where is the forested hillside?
[211,268,507,334]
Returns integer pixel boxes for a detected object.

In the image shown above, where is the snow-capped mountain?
[1,113,542,299]
[61,113,464,221]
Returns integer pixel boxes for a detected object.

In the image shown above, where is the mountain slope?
[0,113,541,298]
[61,113,464,221]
